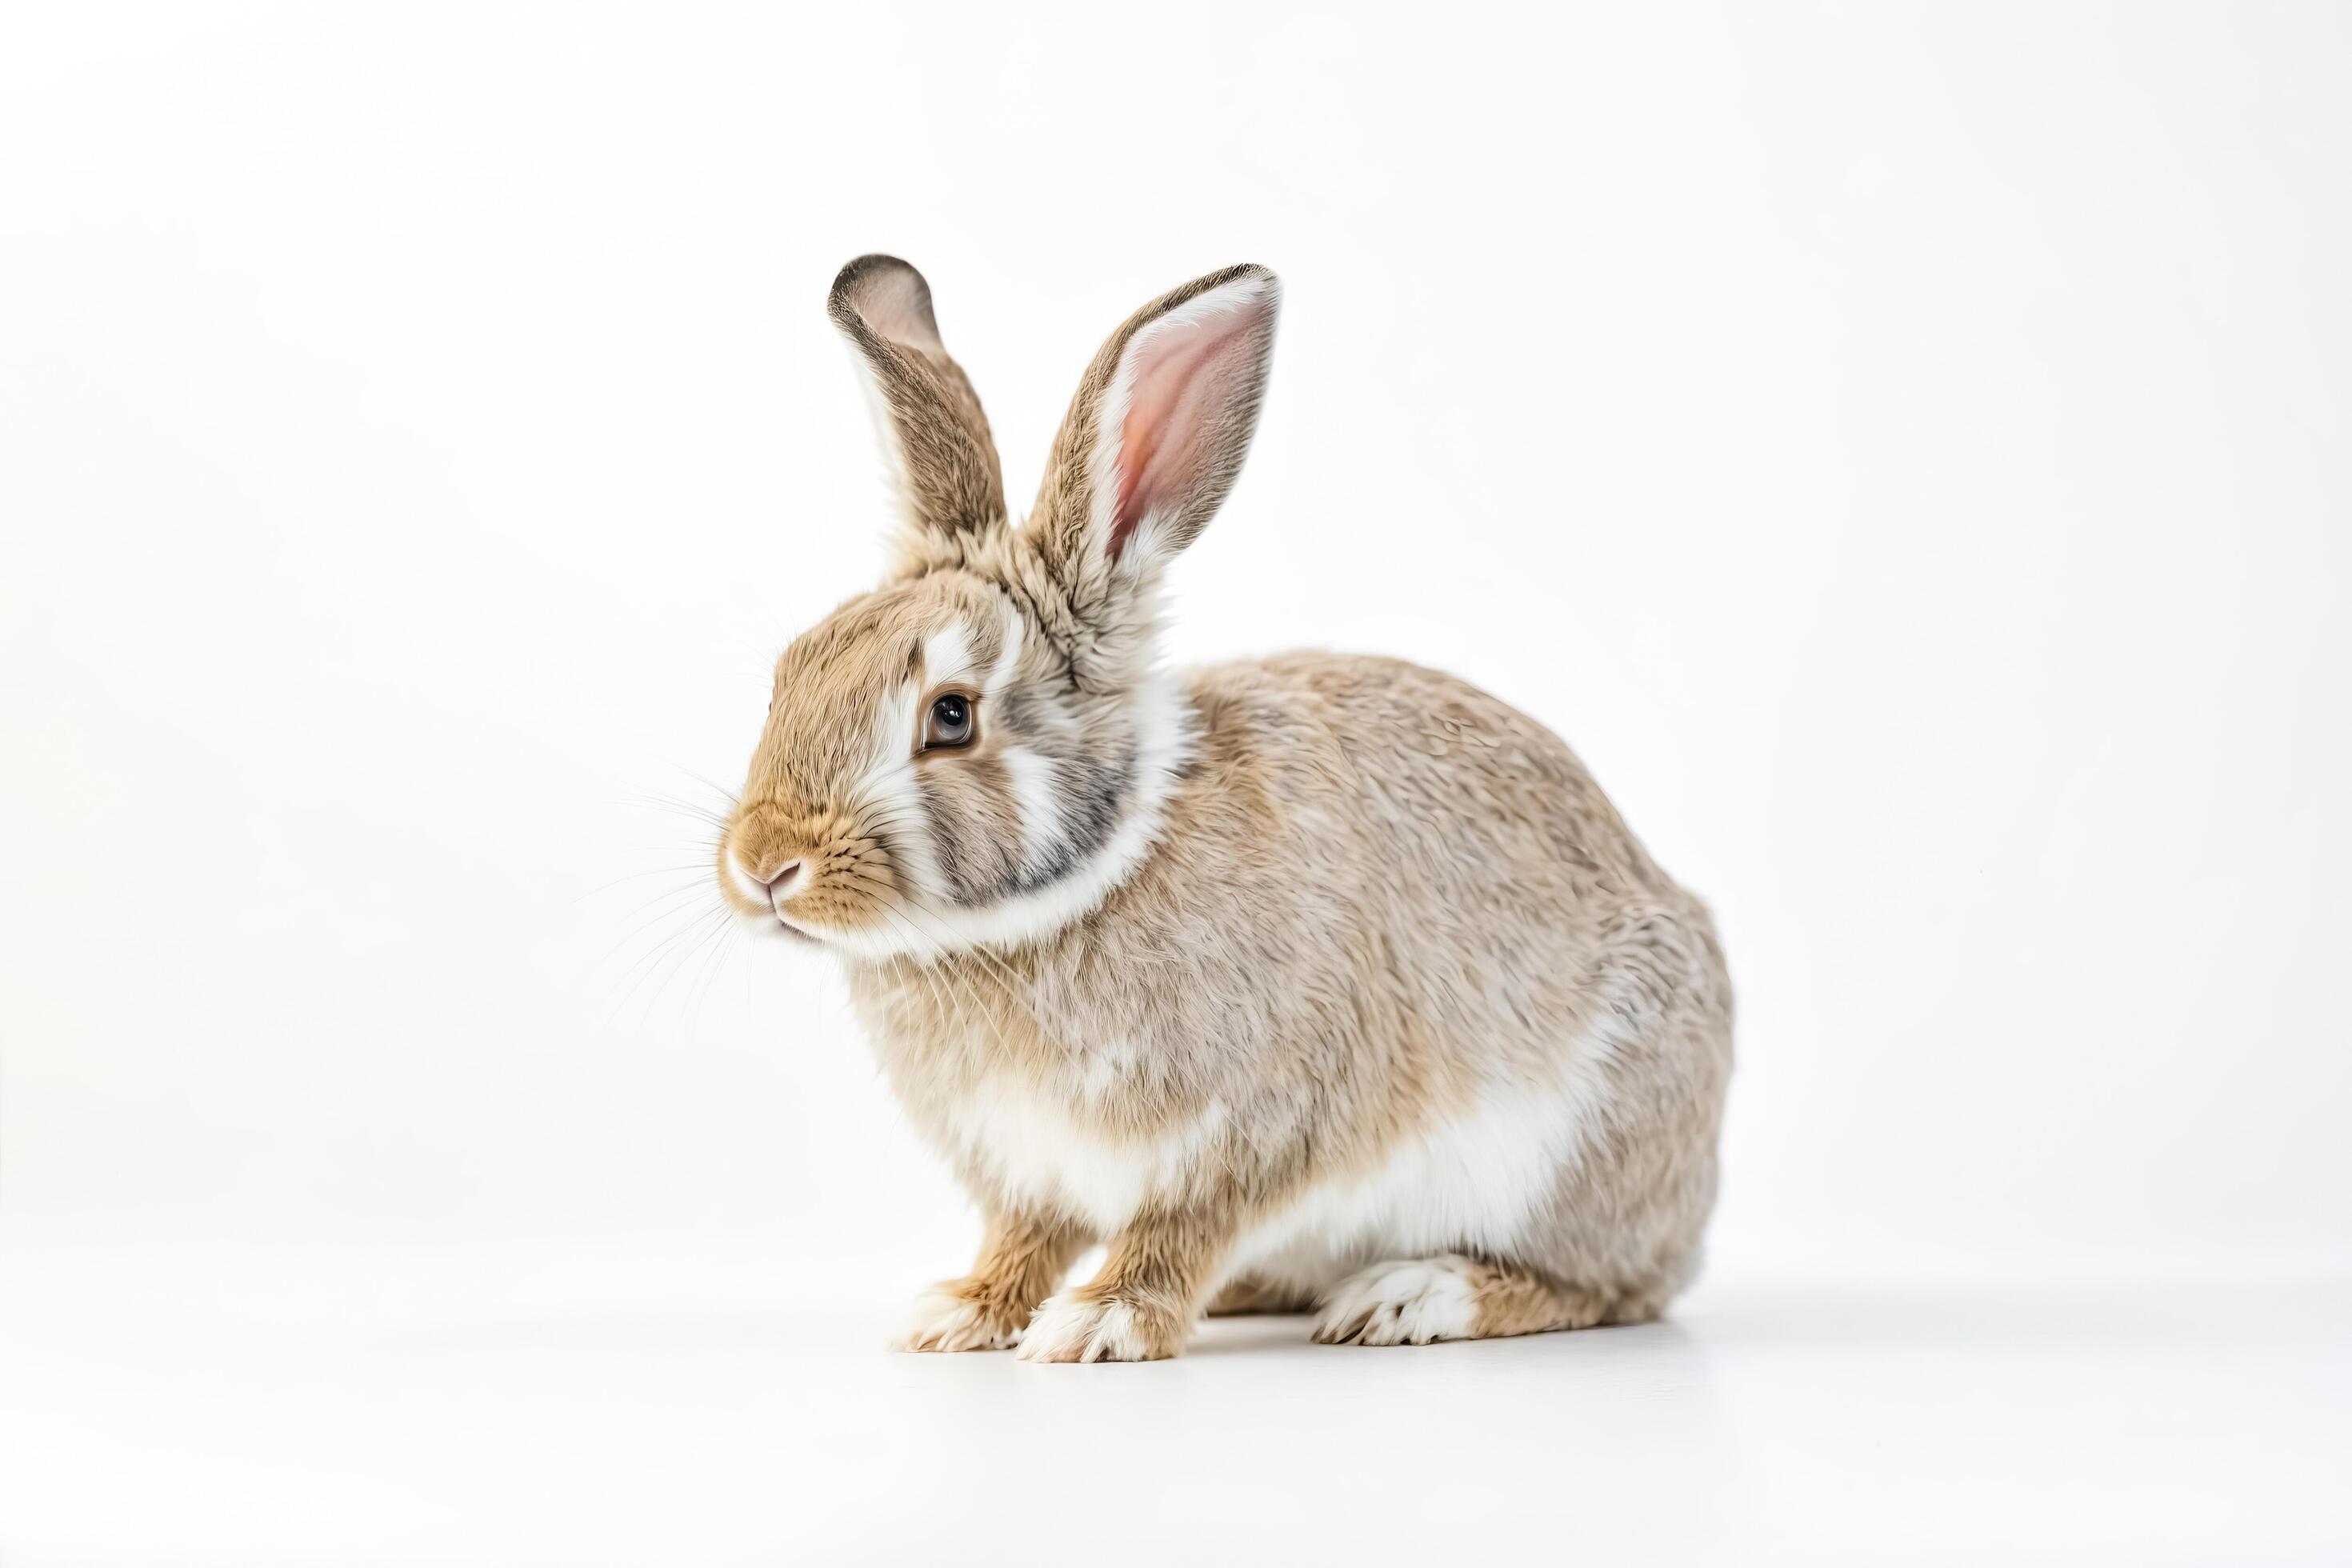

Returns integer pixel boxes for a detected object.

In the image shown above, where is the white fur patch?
[980,597,1022,702]
[1018,1294,1162,1363]
[1313,1258,1479,1346]
[999,745,1062,876]
[1220,1026,1622,1298]
[939,1078,1226,1234]
[920,622,974,688]
[726,849,772,906]
[1077,1036,1139,1102]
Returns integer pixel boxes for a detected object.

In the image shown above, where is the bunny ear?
[1028,265,1280,616]
[828,255,1007,565]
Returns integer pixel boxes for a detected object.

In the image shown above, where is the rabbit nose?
[763,861,805,905]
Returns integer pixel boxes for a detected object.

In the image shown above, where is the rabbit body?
[721,256,1731,1360]
[847,650,1730,1358]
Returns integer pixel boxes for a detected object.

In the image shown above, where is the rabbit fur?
[717,256,1733,1361]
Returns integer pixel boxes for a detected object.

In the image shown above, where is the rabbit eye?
[924,692,975,750]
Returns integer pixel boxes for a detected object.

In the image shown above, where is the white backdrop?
[3,4,2350,1560]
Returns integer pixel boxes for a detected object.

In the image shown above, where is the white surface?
[4,2,2351,1562]
[2,1250,2346,1566]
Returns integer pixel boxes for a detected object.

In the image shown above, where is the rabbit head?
[718,256,1280,958]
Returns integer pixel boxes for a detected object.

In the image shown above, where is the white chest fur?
[934,1069,1228,1234]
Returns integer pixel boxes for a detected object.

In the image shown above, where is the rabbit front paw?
[1016,1292,1184,1362]
[894,1284,1027,1353]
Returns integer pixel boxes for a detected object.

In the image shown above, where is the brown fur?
[897,1210,1087,1353]
[829,255,1005,550]
[1205,1277,1320,1317]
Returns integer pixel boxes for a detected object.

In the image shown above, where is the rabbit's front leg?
[896,1207,1090,1353]
[1018,1204,1236,1363]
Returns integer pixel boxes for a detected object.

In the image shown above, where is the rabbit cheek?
[918,754,1026,906]
[1032,749,1130,885]
[998,746,1063,882]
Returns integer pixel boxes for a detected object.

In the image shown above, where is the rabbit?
[716,254,1733,1361]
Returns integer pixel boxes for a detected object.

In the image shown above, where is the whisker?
[572,863,715,904]
[605,906,729,1020]
[670,906,742,1021]
[631,906,734,1011]
[599,880,730,964]
[626,791,733,830]
[674,766,742,807]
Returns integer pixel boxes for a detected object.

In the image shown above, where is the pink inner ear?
[1109,290,1271,560]
[853,267,944,356]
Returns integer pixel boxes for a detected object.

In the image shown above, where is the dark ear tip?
[829,254,941,347]
[830,252,922,300]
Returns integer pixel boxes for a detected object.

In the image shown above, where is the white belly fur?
[1221,1054,1612,1294]
[936,1020,1618,1294]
